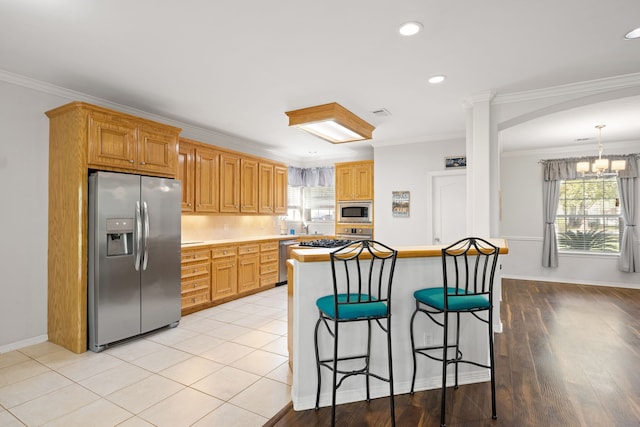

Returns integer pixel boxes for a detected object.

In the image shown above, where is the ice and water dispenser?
[106,218,133,256]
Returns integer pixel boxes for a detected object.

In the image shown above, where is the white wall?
[0,81,70,351]
[373,139,466,247]
[500,146,640,289]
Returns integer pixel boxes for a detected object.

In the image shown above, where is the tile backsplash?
[181,216,335,241]
[181,215,280,241]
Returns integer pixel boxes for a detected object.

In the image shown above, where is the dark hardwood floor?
[266,279,640,426]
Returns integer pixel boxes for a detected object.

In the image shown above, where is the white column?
[464,91,494,238]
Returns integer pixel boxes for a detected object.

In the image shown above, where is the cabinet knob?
[129,159,135,163]
[140,161,146,165]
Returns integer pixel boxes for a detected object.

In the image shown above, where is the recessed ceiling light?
[428,75,446,84]
[399,22,423,36]
[624,27,640,40]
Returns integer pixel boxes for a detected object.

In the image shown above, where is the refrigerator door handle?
[135,201,142,271]
[142,201,150,271]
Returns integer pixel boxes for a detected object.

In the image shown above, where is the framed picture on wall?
[445,156,466,169]
[392,191,410,217]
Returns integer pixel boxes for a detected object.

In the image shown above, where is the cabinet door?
[238,254,260,292]
[178,144,195,212]
[335,165,354,200]
[137,126,178,176]
[240,158,258,213]
[274,165,288,214]
[195,148,219,213]
[88,112,137,170]
[211,257,237,301]
[220,153,240,213]
[353,163,373,200]
[259,163,274,214]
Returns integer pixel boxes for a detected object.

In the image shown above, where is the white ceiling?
[1,0,639,163]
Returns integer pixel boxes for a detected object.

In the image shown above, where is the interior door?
[432,172,467,245]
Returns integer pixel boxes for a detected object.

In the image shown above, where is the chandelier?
[576,125,625,177]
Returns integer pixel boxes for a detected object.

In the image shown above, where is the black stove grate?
[298,239,354,248]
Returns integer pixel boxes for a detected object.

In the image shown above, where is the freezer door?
[88,172,142,350]
[140,176,182,333]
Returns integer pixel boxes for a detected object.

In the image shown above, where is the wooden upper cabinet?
[274,165,288,214]
[195,147,219,213]
[137,126,178,175]
[240,158,258,213]
[177,142,195,212]
[88,112,137,170]
[220,153,240,213]
[259,163,274,214]
[87,109,179,177]
[179,136,288,217]
[335,161,373,201]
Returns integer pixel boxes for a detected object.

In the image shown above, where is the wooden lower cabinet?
[181,239,281,314]
[211,245,238,301]
[260,241,279,287]
[238,244,260,293]
[180,248,211,314]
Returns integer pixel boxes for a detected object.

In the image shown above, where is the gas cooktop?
[297,239,354,248]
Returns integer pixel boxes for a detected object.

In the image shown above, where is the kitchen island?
[287,239,508,411]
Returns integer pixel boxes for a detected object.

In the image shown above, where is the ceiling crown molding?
[493,72,640,105]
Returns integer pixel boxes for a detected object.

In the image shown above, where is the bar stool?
[409,237,500,427]
[314,240,398,427]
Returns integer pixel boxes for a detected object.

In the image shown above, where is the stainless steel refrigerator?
[88,171,181,352]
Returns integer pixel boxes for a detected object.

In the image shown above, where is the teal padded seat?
[413,287,490,311]
[316,294,387,319]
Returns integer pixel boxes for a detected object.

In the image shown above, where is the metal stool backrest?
[441,237,499,311]
[329,240,398,318]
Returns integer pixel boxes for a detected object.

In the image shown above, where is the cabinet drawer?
[181,249,210,264]
[260,273,278,287]
[260,241,279,252]
[181,292,210,309]
[261,262,278,274]
[212,246,237,258]
[238,244,260,255]
[181,263,209,280]
[181,277,210,294]
[261,252,278,263]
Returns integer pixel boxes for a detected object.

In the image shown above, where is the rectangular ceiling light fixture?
[285,102,375,143]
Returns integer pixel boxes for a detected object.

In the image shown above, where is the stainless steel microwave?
[337,201,372,223]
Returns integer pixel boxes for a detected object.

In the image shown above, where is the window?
[556,177,622,253]
[287,186,335,221]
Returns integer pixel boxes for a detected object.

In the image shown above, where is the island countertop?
[290,238,508,262]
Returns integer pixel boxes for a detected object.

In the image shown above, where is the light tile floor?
[0,285,290,426]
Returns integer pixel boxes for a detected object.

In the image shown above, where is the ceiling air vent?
[371,108,391,117]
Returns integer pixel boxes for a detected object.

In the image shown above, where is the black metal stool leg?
[314,317,322,410]
[331,319,339,427]
[489,312,497,420]
[440,311,448,427]
[387,317,395,427]
[409,307,419,394]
